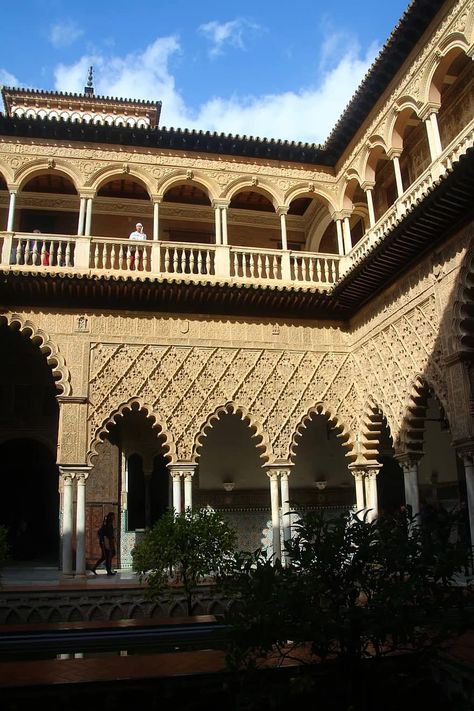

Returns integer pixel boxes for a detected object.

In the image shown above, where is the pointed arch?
[0,313,71,395]
[289,402,353,463]
[87,398,176,465]
[192,401,271,463]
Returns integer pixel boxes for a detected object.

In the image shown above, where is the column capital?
[150,194,163,204]
[276,205,289,217]
[79,189,96,199]
[265,464,293,479]
[168,463,196,478]
[6,185,18,194]
[349,463,380,477]
[211,199,230,209]
[331,208,353,221]
[59,465,91,480]
[394,453,422,470]
[360,180,375,192]
[418,102,441,121]
[386,147,402,160]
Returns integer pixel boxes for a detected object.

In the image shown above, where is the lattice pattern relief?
[88,344,360,462]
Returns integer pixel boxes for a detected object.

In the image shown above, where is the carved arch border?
[288,402,354,464]
[396,373,449,458]
[0,313,71,395]
[14,159,82,191]
[451,236,474,355]
[87,164,155,196]
[87,397,177,465]
[191,401,272,464]
[158,170,220,202]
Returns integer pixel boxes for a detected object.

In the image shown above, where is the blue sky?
[1,0,409,143]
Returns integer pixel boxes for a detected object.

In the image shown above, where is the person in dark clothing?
[91,512,116,576]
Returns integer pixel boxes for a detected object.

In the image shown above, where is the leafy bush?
[132,507,237,615]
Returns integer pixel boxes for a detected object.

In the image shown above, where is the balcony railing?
[0,234,342,290]
[0,119,472,291]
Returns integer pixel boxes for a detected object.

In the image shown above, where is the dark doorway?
[0,438,59,561]
[151,453,170,523]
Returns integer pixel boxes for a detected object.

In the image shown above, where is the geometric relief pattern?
[88,344,361,463]
[352,293,448,449]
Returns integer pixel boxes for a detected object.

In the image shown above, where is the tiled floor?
[0,561,142,589]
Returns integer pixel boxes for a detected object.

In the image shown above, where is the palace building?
[0,0,473,576]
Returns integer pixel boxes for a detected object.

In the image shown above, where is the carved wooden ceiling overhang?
[0,148,472,321]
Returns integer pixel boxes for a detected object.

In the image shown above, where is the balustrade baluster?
[316,259,321,282]
[249,254,255,278]
[143,247,149,271]
[205,250,211,274]
[164,247,170,273]
[65,241,71,267]
[173,249,179,273]
[190,249,195,274]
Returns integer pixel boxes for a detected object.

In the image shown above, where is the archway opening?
[376,418,404,516]
[96,176,151,239]
[19,172,79,234]
[162,183,213,244]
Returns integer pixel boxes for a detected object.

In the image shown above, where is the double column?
[350,465,380,522]
[265,465,292,563]
[76,191,96,236]
[395,455,421,518]
[212,200,230,245]
[59,466,91,577]
[332,210,353,255]
[169,464,196,513]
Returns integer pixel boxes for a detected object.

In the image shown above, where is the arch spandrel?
[192,401,271,464]
[0,161,14,185]
[0,313,71,396]
[87,398,176,466]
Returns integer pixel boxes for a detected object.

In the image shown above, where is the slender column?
[7,190,17,232]
[214,204,222,245]
[84,198,93,236]
[268,470,282,561]
[221,206,228,246]
[75,470,90,576]
[77,197,86,236]
[424,110,443,161]
[342,216,352,254]
[144,470,152,528]
[279,468,291,565]
[171,472,182,514]
[351,470,366,518]
[335,219,344,255]
[391,154,404,198]
[153,201,160,241]
[365,187,376,227]
[364,468,379,523]
[184,472,193,511]
[401,460,420,518]
[60,471,74,576]
[461,454,474,552]
[277,208,288,251]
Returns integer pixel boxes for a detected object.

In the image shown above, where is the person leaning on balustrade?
[128,222,147,269]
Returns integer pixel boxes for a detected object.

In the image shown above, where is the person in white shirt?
[128,222,147,269]
[129,223,147,241]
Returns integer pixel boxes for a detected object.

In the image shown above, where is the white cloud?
[49,20,83,49]
[53,34,379,143]
[0,69,19,87]
[199,19,260,57]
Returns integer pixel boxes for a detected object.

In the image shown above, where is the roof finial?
[84,66,94,96]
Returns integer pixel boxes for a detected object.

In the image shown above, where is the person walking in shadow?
[92,512,117,576]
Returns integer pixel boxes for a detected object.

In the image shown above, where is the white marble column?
[153,200,160,241]
[351,470,366,518]
[277,208,288,250]
[75,469,90,576]
[184,471,194,511]
[364,469,379,523]
[342,216,352,254]
[279,468,291,565]
[84,198,93,236]
[364,186,376,227]
[268,470,282,561]
[221,205,228,246]
[7,190,17,232]
[77,197,86,236]
[214,204,222,245]
[424,110,443,161]
[171,472,182,514]
[401,460,420,518]
[335,219,344,255]
[60,470,74,576]
[391,153,404,198]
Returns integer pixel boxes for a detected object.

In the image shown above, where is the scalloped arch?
[452,239,474,354]
[158,171,219,202]
[88,165,154,196]
[87,398,176,465]
[15,160,81,192]
[288,402,353,463]
[0,313,71,395]
[285,183,337,213]
[396,375,448,457]
[358,397,387,466]
[192,401,271,463]
[222,176,282,208]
